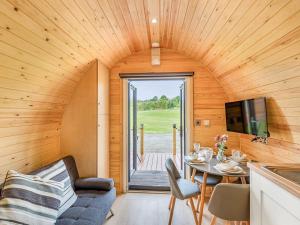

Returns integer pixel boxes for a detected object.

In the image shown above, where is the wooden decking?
[137,153,182,171]
[129,153,183,191]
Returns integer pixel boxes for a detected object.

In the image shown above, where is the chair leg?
[210,216,217,225]
[106,209,114,220]
[189,198,198,225]
[168,196,176,225]
[168,196,174,210]
[196,191,201,212]
[198,172,208,225]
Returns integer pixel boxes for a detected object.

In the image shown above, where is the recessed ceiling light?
[152,42,160,48]
[151,18,158,24]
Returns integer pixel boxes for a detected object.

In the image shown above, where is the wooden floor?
[105,193,225,225]
[137,153,182,171]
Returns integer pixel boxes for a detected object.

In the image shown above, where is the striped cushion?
[0,170,64,225]
[36,160,77,216]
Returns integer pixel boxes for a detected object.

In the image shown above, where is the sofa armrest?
[75,177,114,191]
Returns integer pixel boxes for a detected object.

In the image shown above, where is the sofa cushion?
[0,170,64,225]
[31,156,79,190]
[55,188,116,225]
[36,160,77,216]
[75,178,114,191]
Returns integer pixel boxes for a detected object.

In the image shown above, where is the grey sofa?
[2,156,116,225]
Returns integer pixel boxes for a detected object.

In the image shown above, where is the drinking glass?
[232,150,241,161]
[204,149,213,162]
[193,143,200,152]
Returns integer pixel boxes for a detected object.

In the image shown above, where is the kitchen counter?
[247,162,300,198]
[248,162,300,225]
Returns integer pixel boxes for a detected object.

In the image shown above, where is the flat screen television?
[225,97,269,137]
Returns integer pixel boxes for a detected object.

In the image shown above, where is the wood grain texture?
[61,60,98,177]
[97,62,110,178]
[0,0,298,182]
[105,193,224,225]
[109,49,240,192]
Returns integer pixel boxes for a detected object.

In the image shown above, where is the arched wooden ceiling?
[0,0,299,136]
[1,0,298,68]
[0,0,299,178]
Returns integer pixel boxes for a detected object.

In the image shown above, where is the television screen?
[225,97,268,137]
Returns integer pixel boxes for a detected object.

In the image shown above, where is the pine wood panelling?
[109,49,240,192]
[0,0,298,182]
[61,61,98,177]
[97,62,110,178]
[209,1,300,163]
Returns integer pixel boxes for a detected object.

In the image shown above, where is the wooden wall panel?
[209,2,300,164]
[109,49,240,192]
[61,61,98,177]
[97,62,110,178]
[0,0,298,183]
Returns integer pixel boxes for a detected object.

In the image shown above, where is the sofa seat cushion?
[55,188,116,225]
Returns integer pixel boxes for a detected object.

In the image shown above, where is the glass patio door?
[128,82,138,182]
[179,82,186,170]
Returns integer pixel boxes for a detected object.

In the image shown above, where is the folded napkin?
[186,156,205,164]
[231,154,247,163]
[215,161,239,172]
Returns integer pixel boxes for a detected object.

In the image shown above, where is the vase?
[217,149,225,162]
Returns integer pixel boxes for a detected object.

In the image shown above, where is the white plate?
[187,156,205,164]
[215,166,245,174]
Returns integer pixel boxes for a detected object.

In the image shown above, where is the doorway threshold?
[129,170,170,191]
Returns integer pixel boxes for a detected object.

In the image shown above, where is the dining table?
[184,156,250,225]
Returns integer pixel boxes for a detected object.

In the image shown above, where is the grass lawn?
[137,109,180,134]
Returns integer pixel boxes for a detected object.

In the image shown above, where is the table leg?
[224,176,230,183]
[240,177,247,184]
[191,168,196,182]
[198,172,208,225]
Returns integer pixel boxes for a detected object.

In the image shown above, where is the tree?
[160,95,168,100]
[151,96,158,101]
[137,95,180,111]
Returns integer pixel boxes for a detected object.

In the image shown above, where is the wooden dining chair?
[165,158,201,225]
[208,183,250,225]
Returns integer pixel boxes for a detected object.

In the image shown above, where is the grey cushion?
[0,170,64,225]
[176,178,200,199]
[75,178,114,191]
[194,172,222,186]
[165,158,200,200]
[56,188,116,225]
[36,160,78,216]
[0,156,116,225]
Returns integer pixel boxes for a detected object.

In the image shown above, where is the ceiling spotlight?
[152,42,160,48]
[151,18,158,24]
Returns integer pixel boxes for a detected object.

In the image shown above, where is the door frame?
[122,76,194,192]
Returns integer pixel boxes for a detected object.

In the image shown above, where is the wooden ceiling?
[0,0,299,179]
[0,0,298,69]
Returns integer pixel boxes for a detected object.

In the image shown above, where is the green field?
[137,109,180,134]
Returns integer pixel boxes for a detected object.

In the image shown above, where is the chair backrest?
[165,158,183,199]
[208,183,250,221]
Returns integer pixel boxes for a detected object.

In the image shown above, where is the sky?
[130,80,184,100]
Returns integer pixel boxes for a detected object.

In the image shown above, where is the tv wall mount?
[251,132,270,144]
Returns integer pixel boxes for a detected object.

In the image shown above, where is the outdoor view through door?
[128,79,186,191]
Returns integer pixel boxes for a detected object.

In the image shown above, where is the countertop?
[248,162,300,198]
